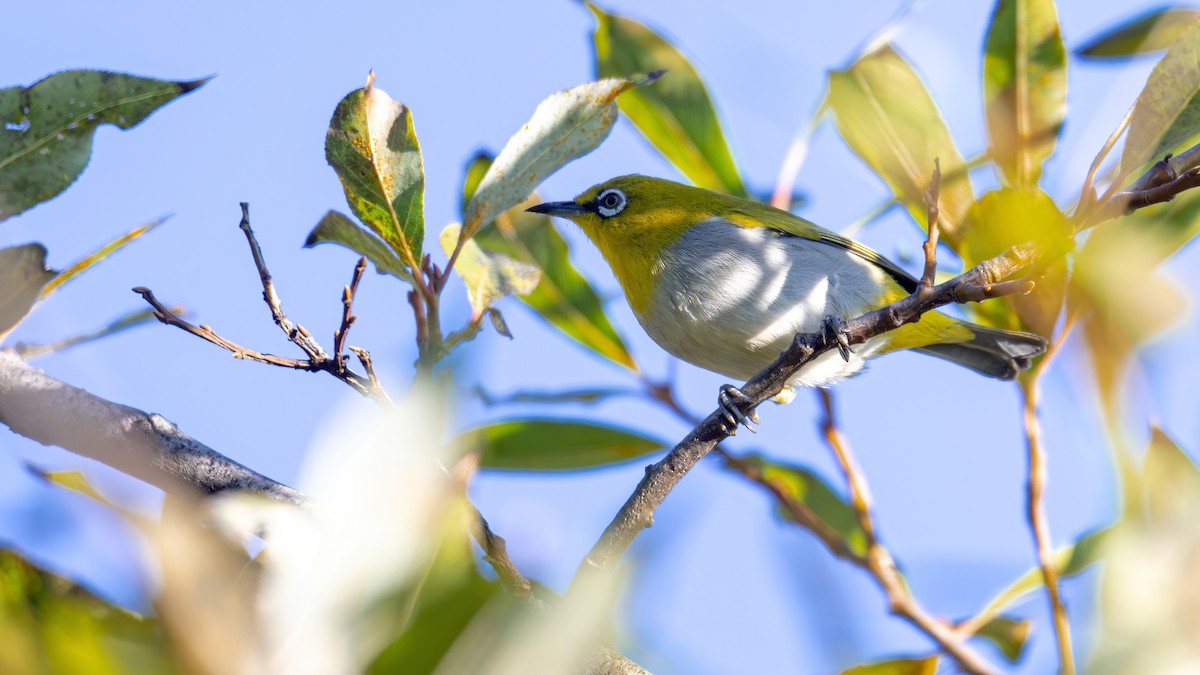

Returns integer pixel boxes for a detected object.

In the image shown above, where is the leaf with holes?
[588,2,744,196]
[0,70,206,222]
[326,77,425,269]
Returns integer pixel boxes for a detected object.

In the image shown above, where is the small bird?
[529,175,1046,426]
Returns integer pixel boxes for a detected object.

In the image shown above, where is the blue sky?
[2,1,1197,673]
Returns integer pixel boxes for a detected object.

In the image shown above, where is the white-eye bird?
[528,175,1046,415]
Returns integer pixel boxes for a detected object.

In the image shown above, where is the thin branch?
[1077,104,1133,215]
[818,390,994,675]
[333,257,367,364]
[1021,328,1075,675]
[920,159,942,288]
[0,349,303,505]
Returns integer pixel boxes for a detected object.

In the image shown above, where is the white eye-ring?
[595,188,627,217]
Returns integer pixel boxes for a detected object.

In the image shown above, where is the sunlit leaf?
[475,194,636,370]
[973,615,1032,663]
[1077,7,1200,59]
[1120,20,1200,181]
[0,70,206,222]
[838,655,938,675]
[966,527,1110,630]
[26,467,114,509]
[983,0,1066,187]
[1144,425,1200,523]
[456,419,664,471]
[828,45,974,246]
[326,75,425,268]
[460,151,492,219]
[439,222,540,318]
[0,243,55,338]
[304,209,411,281]
[739,454,867,558]
[588,2,745,196]
[39,216,167,299]
[462,74,657,240]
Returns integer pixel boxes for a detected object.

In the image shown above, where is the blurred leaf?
[1120,20,1200,181]
[475,195,636,370]
[39,216,167,299]
[27,467,114,509]
[0,545,172,674]
[0,70,206,222]
[15,307,172,359]
[439,222,540,318]
[974,615,1032,663]
[838,655,938,675]
[1077,7,1200,59]
[475,385,630,407]
[304,209,411,281]
[828,45,974,246]
[326,76,425,268]
[983,0,1066,187]
[0,243,55,339]
[741,454,868,558]
[456,419,664,471]
[486,307,512,339]
[462,74,657,239]
[1144,425,1200,523]
[460,151,492,219]
[588,2,745,196]
[967,527,1110,630]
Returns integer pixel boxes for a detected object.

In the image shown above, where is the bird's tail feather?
[915,324,1047,380]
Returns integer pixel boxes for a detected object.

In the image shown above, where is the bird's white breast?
[638,218,893,387]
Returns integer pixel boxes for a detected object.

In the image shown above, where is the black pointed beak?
[527,201,589,217]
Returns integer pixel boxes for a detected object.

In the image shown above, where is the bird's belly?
[637,221,891,387]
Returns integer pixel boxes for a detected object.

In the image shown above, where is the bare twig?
[920,160,942,288]
[818,390,994,675]
[1021,327,1075,675]
[333,257,367,364]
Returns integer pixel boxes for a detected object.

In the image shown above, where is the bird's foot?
[820,315,853,362]
[718,384,759,434]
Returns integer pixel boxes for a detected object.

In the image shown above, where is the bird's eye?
[595,188,627,218]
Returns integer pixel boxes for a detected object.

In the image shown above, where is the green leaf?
[475,195,637,371]
[1120,20,1200,181]
[973,615,1032,663]
[15,307,171,359]
[739,454,868,558]
[27,468,114,509]
[1143,425,1200,523]
[983,0,1066,187]
[966,527,1110,631]
[460,151,492,219]
[1077,7,1200,59]
[828,45,974,246]
[0,70,207,222]
[456,419,664,471]
[462,74,656,239]
[0,244,55,339]
[588,2,745,196]
[439,222,540,318]
[475,385,629,407]
[838,655,938,675]
[39,215,167,299]
[304,209,411,281]
[326,76,425,269]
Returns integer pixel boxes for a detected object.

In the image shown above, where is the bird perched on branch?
[529,175,1046,427]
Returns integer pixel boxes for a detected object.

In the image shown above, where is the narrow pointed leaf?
[326,79,425,268]
[460,151,493,219]
[15,307,171,359]
[456,419,663,471]
[0,70,207,222]
[1078,8,1200,59]
[439,222,540,317]
[475,195,636,370]
[966,527,1110,630]
[39,216,166,299]
[589,2,745,196]
[27,467,115,509]
[462,74,655,239]
[740,454,867,558]
[475,385,629,407]
[828,46,974,246]
[304,209,411,281]
[838,656,938,675]
[0,244,55,338]
[1144,426,1200,523]
[983,0,1066,187]
[1120,20,1200,180]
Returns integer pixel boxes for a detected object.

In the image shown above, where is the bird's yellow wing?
[727,204,920,293]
